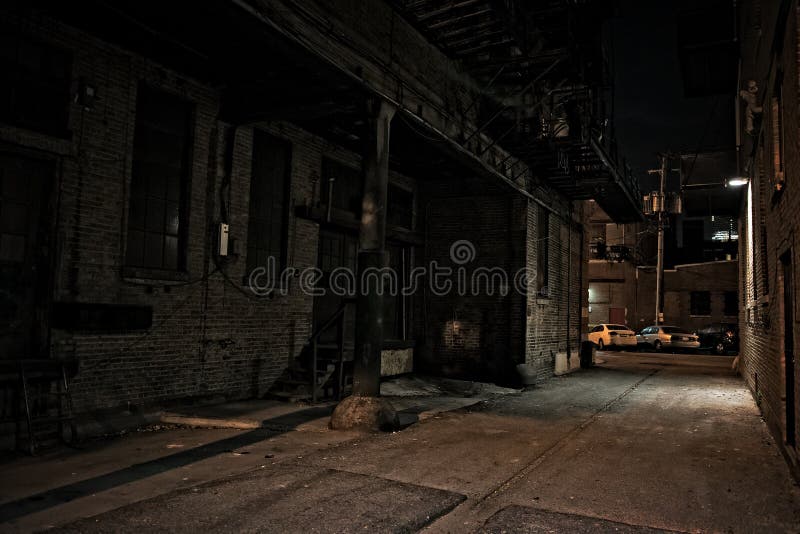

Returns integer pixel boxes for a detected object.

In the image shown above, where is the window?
[771,75,785,191]
[536,206,549,297]
[589,223,606,258]
[724,291,738,316]
[384,243,412,340]
[690,291,711,316]
[246,130,291,275]
[321,158,362,216]
[125,85,192,272]
[0,28,72,136]
[760,226,769,295]
[589,224,606,244]
[387,184,413,230]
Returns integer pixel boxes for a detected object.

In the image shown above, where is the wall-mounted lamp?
[726,177,749,187]
[683,176,750,191]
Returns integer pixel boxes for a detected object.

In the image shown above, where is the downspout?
[566,206,572,359]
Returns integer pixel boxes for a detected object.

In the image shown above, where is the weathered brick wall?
[414,174,510,381]
[1,5,593,414]
[415,174,583,385]
[524,202,585,382]
[8,12,331,412]
[0,12,421,414]
[738,0,800,470]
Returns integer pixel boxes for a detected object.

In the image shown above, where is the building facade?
[634,260,738,333]
[587,201,641,327]
[0,1,640,422]
[737,0,800,475]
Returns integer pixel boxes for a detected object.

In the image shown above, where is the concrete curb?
[158,413,262,430]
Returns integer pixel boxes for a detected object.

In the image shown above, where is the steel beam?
[352,98,396,398]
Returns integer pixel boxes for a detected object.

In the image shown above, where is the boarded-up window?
[246,131,290,275]
[125,85,192,271]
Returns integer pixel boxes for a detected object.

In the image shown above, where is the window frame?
[245,129,292,279]
[536,205,550,298]
[770,71,785,194]
[123,83,194,279]
[321,158,363,219]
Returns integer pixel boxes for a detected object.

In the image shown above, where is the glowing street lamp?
[726,177,749,187]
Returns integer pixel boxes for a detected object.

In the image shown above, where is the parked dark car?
[697,323,739,354]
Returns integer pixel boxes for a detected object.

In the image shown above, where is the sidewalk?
[0,375,519,532]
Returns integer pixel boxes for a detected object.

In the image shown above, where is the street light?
[726,177,749,187]
[682,176,750,190]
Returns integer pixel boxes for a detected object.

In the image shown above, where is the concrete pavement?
[1,351,799,532]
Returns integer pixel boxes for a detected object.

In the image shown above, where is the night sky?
[611,1,735,192]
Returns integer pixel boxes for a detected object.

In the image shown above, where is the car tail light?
[610,331,618,336]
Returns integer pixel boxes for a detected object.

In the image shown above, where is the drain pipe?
[566,206,572,360]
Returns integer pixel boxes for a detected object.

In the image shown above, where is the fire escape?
[391,0,643,222]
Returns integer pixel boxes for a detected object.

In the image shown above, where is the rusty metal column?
[352,98,396,397]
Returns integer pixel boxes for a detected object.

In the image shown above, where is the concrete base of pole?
[329,396,399,432]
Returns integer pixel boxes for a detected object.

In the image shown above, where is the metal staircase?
[268,301,354,403]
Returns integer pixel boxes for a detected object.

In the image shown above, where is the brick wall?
[0,5,592,415]
[414,174,584,385]
[0,12,332,413]
[737,0,800,474]
[0,12,415,414]
[524,202,585,382]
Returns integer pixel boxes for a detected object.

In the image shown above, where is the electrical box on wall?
[218,223,229,256]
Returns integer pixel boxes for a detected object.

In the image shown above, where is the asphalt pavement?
[3,351,799,533]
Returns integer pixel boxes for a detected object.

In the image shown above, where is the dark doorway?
[781,250,796,447]
[0,153,54,359]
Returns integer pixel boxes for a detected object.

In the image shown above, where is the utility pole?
[647,154,669,326]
